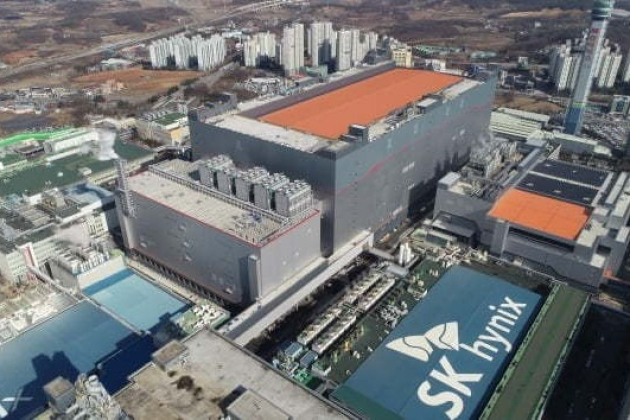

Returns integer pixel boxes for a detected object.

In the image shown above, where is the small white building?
[392,47,413,68]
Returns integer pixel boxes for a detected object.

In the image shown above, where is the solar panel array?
[514,159,612,207]
[518,174,599,206]
[531,160,608,187]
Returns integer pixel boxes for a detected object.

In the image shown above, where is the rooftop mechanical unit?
[198,154,235,189]
[254,173,290,211]
[235,167,270,202]
[275,180,313,218]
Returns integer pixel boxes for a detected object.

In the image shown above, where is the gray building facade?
[191,66,496,254]
[116,160,321,306]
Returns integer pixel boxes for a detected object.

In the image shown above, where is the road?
[0,0,306,82]
[221,231,373,346]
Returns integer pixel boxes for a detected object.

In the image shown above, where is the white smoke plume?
[55,223,91,248]
[474,129,496,149]
[94,127,119,161]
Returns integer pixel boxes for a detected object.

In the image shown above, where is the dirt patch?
[2,50,38,65]
[495,93,563,114]
[73,68,199,96]
[500,8,583,19]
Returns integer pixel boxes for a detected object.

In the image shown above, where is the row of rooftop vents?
[0,187,97,243]
[198,155,314,219]
[54,242,110,275]
[337,94,452,143]
[0,199,53,242]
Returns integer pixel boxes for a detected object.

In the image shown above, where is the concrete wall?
[77,256,127,289]
[259,213,321,297]
[505,236,602,287]
[120,191,258,304]
[49,256,127,290]
[598,226,630,276]
[490,222,603,287]
[434,188,494,243]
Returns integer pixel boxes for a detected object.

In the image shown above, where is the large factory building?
[115,159,321,306]
[430,140,630,288]
[191,63,496,254]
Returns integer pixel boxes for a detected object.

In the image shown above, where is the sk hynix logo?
[386,321,459,362]
[386,296,528,420]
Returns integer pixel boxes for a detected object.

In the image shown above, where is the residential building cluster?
[242,31,277,68]
[549,38,625,90]
[149,34,226,71]
[243,21,384,76]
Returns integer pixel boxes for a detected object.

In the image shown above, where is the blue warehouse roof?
[332,266,542,420]
[0,301,153,419]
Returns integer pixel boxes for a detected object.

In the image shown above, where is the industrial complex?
[0,61,621,420]
[4,1,630,418]
[0,184,118,284]
[110,63,498,308]
[429,139,630,287]
[258,258,588,420]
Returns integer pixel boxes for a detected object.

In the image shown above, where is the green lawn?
[482,285,589,420]
[0,128,74,149]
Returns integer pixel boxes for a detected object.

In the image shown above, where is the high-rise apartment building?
[622,49,630,83]
[243,32,277,68]
[367,32,378,52]
[549,36,623,92]
[596,43,623,88]
[281,23,305,76]
[336,29,352,72]
[149,34,226,70]
[197,34,227,71]
[549,40,583,91]
[350,29,369,65]
[308,21,335,66]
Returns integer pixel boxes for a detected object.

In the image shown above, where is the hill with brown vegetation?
[2,0,628,71]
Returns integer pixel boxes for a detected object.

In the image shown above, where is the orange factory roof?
[488,189,591,241]
[259,69,463,139]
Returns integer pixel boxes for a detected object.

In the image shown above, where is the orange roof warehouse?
[260,69,462,139]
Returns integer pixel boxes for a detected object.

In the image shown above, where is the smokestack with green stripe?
[564,0,615,135]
